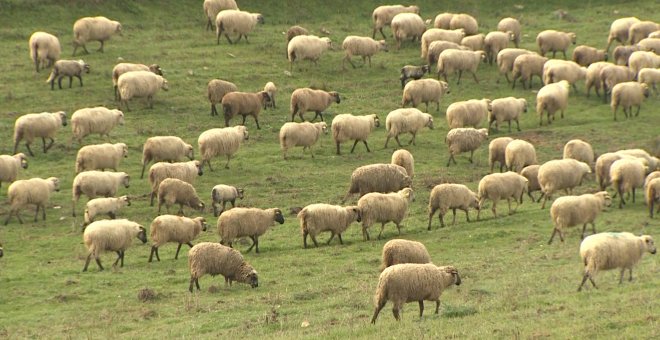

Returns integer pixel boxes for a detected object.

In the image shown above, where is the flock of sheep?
[2,0,660,324]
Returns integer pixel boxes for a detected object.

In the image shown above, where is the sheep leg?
[628,268,633,282]
[68,76,73,88]
[82,254,94,272]
[326,233,335,245]
[491,200,498,217]
[363,141,371,153]
[456,70,463,85]
[58,76,64,89]
[245,236,257,253]
[590,222,596,235]
[174,243,184,259]
[540,193,549,209]
[303,231,309,248]
[77,75,83,87]
[409,133,417,146]
[337,234,344,245]
[395,136,403,147]
[33,205,40,222]
[634,105,641,117]
[4,210,16,225]
[392,305,401,321]
[148,246,158,262]
[469,150,474,163]
[515,119,521,132]
[97,40,104,52]
[377,223,386,239]
[464,208,471,222]
[336,142,342,155]
[189,277,199,293]
[362,225,370,241]
[471,71,479,84]
[632,187,636,203]
[548,229,559,244]
[350,140,360,153]
[427,207,438,230]
[371,301,386,324]
[113,251,122,267]
[384,136,391,148]
[507,198,513,215]
[224,34,233,44]
[446,154,455,167]
[210,103,217,116]
[451,208,457,225]
[577,273,590,292]
[418,301,424,318]
[254,117,260,130]
[224,155,232,169]
[619,269,625,284]
[311,234,319,247]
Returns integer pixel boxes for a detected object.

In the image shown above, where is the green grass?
[0,0,659,338]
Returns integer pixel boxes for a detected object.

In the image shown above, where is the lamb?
[548,192,612,244]
[207,79,238,116]
[331,114,380,155]
[83,196,131,226]
[427,41,469,66]
[72,171,130,217]
[72,16,122,56]
[385,108,433,147]
[391,13,426,50]
[511,53,548,89]
[563,139,595,168]
[28,31,61,72]
[521,165,544,202]
[596,153,624,190]
[157,178,205,216]
[449,13,478,36]
[221,91,270,129]
[82,219,147,272]
[437,49,486,84]
[400,64,430,88]
[70,106,124,144]
[612,45,640,66]
[433,12,455,29]
[446,98,491,129]
[536,30,576,59]
[112,63,163,100]
[371,5,420,39]
[286,25,308,43]
[496,48,533,83]
[141,136,194,178]
[610,158,647,208]
[391,149,414,179]
[0,153,28,188]
[543,60,587,93]
[578,232,656,292]
[628,21,660,44]
[75,142,128,173]
[297,203,361,248]
[203,0,239,31]
[279,121,328,159]
[497,17,521,47]
[148,160,203,206]
[489,97,527,132]
[484,31,514,65]
[538,159,592,209]
[358,188,414,240]
[217,207,284,253]
[600,65,636,103]
[505,139,537,173]
[188,242,258,292]
[420,28,466,59]
[611,82,650,121]
[401,79,450,112]
[211,184,244,216]
[606,17,640,52]
[290,88,341,122]
[371,264,461,323]
[536,80,571,126]
[428,183,479,229]
[476,172,528,219]
[572,45,608,67]
[263,81,277,109]
[215,10,264,44]
[287,35,333,71]
[198,125,248,170]
[445,128,489,167]
[342,36,388,69]
[13,111,67,156]
[584,61,612,97]
[637,68,660,94]
[628,51,660,77]
[4,177,60,225]
[117,70,169,111]
[148,215,207,262]
[341,163,411,203]
[488,137,513,173]
[460,34,484,51]
[379,239,431,271]
[646,178,660,218]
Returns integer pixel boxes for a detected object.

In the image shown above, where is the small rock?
[301,320,310,328]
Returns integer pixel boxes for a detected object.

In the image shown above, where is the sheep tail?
[46,68,56,83]
[297,208,308,230]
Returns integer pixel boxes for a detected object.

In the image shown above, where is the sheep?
[650,31,660,39]
[72,16,122,56]
[446,98,491,129]
[371,264,461,323]
[428,183,479,229]
[606,17,640,52]
[646,178,660,217]
[215,10,264,44]
[298,204,361,248]
[341,163,411,203]
[117,70,169,111]
[4,177,60,225]
[290,88,340,122]
[371,5,420,39]
[211,184,244,217]
[391,13,426,50]
[538,159,592,209]
[611,82,650,121]
[148,160,203,206]
[331,114,380,155]
[70,107,124,144]
[188,242,258,292]
[536,80,570,126]
[521,165,544,202]
[263,81,277,109]
[28,31,61,72]
[358,188,414,240]
[563,139,595,169]
[615,149,660,171]
[207,79,238,116]
[548,192,612,244]
[488,137,514,173]
[401,79,450,112]
[449,13,478,36]
[217,207,284,253]
[610,158,647,208]
[460,34,485,51]
[427,41,469,66]
[203,0,239,31]
[286,25,308,43]
[445,128,489,167]
[505,139,537,173]
[157,178,205,216]
[82,219,147,272]
[489,97,527,132]
[637,37,660,53]
[437,49,486,84]
[112,63,163,101]
[13,111,67,156]
[484,31,514,65]
[385,108,433,148]
[420,28,466,59]
[629,21,660,44]
[511,53,548,89]
[584,61,612,97]
[342,36,388,69]
[543,60,587,93]
[536,30,576,59]
[400,64,430,88]
[279,121,328,159]
[0,153,28,188]
[148,215,208,262]
[83,196,131,226]
[72,171,130,217]
[380,239,431,271]
[391,149,414,179]
[612,45,640,66]
[287,35,332,71]
[600,65,636,103]
[496,48,533,83]
[476,172,528,219]
[141,136,194,179]
[75,143,128,174]
[198,125,248,170]
[577,232,656,292]
[221,91,270,129]
[497,17,521,47]
[596,153,625,191]
[637,68,660,94]
[628,51,660,77]
[433,12,455,29]
[572,45,608,67]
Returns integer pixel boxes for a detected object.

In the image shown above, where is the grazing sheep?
[157,178,205,216]
[13,111,67,156]
[489,97,527,132]
[548,192,612,244]
[286,25,308,42]
[497,17,521,47]
[112,63,163,100]
[628,51,660,77]
[0,153,28,188]
[610,158,647,208]
[606,17,640,52]
[203,0,239,31]
[484,31,514,65]
[496,48,533,83]
[342,163,411,203]
[629,21,660,44]
[446,98,491,129]
[148,215,207,262]
[563,139,595,168]
[207,79,238,116]
[221,91,270,129]
[380,239,431,271]
[287,35,332,71]
[298,203,361,248]
[612,45,640,66]
[4,177,60,225]
[263,81,277,109]
[646,178,660,218]
[536,80,570,126]
[400,64,430,88]
[82,219,146,272]
[578,232,656,292]
[391,149,414,179]
[279,121,328,159]
[420,28,466,59]
[198,126,248,170]
[511,53,548,89]
[445,128,489,167]
[637,68,660,94]
[437,49,486,84]
[342,36,388,69]
[358,188,414,240]
[117,71,169,111]
[637,37,660,53]
[48,62,90,91]
[477,172,528,219]
[543,60,587,93]
[536,30,576,59]
[600,65,636,103]
[460,34,484,51]
[385,108,433,148]
[290,88,340,122]
[70,106,124,144]
[505,139,537,173]
[371,5,420,39]
[521,165,543,202]
[449,13,478,36]
[538,159,592,209]
[75,142,128,174]
[489,137,514,173]
[433,12,455,29]
[371,264,461,323]
[211,184,244,217]
[401,79,450,112]
[215,10,264,44]
[584,61,612,97]
[72,16,122,56]
[596,153,624,191]
[428,183,479,229]
[611,82,650,121]
[188,242,258,292]
[83,196,131,226]
[391,12,426,49]
[141,136,195,179]
[615,149,660,171]
[217,207,284,253]
[72,171,130,217]
[332,114,380,155]
[426,41,469,66]
[28,31,61,72]
[148,160,203,206]
[572,45,608,67]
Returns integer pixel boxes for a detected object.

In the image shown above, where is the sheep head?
[116,110,125,125]
[272,208,285,224]
[185,144,194,160]
[373,115,380,128]
[329,91,341,104]
[568,32,577,44]
[48,177,60,192]
[641,235,656,254]
[236,187,245,200]
[254,14,264,25]
[57,111,68,127]
[149,64,163,76]
[114,22,123,36]
[425,114,434,129]
[121,195,131,207]
[248,269,259,288]
[137,226,147,244]
[196,217,208,232]
[194,160,203,176]
[119,143,128,158]
[441,265,462,285]
[641,83,650,98]
[121,173,130,188]
[378,40,388,52]
[16,153,28,169]
[160,78,169,91]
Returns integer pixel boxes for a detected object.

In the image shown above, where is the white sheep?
[401,78,450,112]
[342,36,388,69]
[578,232,656,292]
[437,49,486,84]
[13,111,67,156]
[286,25,308,43]
[612,45,640,66]
[83,196,131,226]
[505,139,537,173]
[211,184,244,217]
[379,239,431,271]
[428,183,479,229]
[543,60,587,93]
[584,61,612,98]
[215,10,264,44]
[497,17,521,47]
[385,108,433,148]
[536,30,576,59]
[496,48,533,83]
[648,31,660,39]
[628,51,660,77]
[4,177,60,225]
[445,128,489,166]
[72,171,130,217]
[279,121,328,159]
[646,178,660,218]
[263,81,277,109]
[331,114,380,155]
[217,207,285,253]
[148,160,203,206]
[0,153,28,188]
[148,215,207,262]
[488,137,513,173]
[572,45,608,67]
[203,0,239,31]
[221,91,271,129]
[446,98,491,129]
[628,21,660,44]
[117,70,169,111]
[538,159,592,209]
[600,65,636,103]
[198,125,248,170]
[563,139,595,168]
[72,16,122,56]
[157,178,205,216]
[371,5,420,39]
[611,82,650,121]
[207,79,238,116]
[342,163,411,203]
[427,41,470,66]
[82,219,147,271]
[188,242,258,292]
[141,136,195,178]
[287,35,332,71]
[511,53,548,89]
[449,13,478,36]
[290,88,340,122]
[460,34,484,51]
[28,31,61,72]
[637,68,660,94]
[75,142,128,173]
[297,203,361,248]
[433,12,455,29]
[637,37,660,53]
[400,64,430,88]
[489,97,527,132]
[484,31,514,65]
[610,158,647,208]
[70,106,124,144]
[521,165,544,202]
[596,153,624,191]
[358,188,414,240]
[112,63,163,101]
[391,12,426,50]
[536,80,570,126]
[615,149,659,172]
[420,28,466,59]
[548,192,612,244]
[45,59,90,90]
[606,17,640,52]
[477,172,528,219]
[391,149,414,179]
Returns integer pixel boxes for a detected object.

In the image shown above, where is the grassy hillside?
[0,0,659,338]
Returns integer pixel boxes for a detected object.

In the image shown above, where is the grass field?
[0,0,659,338]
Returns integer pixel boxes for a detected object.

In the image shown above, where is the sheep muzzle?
[453,272,462,285]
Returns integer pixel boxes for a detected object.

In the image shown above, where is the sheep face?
[18,153,28,169]
[58,111,68,127]
[122,175,130,188]
[149,64,163,76]
[242,128,249,141]
[116,111,125,125]
[137,226,147,244]
[185,145,194,160]
[237,188,245,200]
[378,40,388,52]
[642,236,656,254]
[641,84,650,98]
[255,14,265,25]
[595,191,612,208]
[351,206,362,223]
[426,116,434,129]
[569,32,577,44]
[195,161,203,176]
[248,269,259,288]
[120,144,128,158]
[329,91,341,104]
[161,79,169,91]
[274,209,285,224]
[373,115,381,128]
[121,195,131,206]
[49,177,61,192]
[79,60,90,74]
[443,265,462,285]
